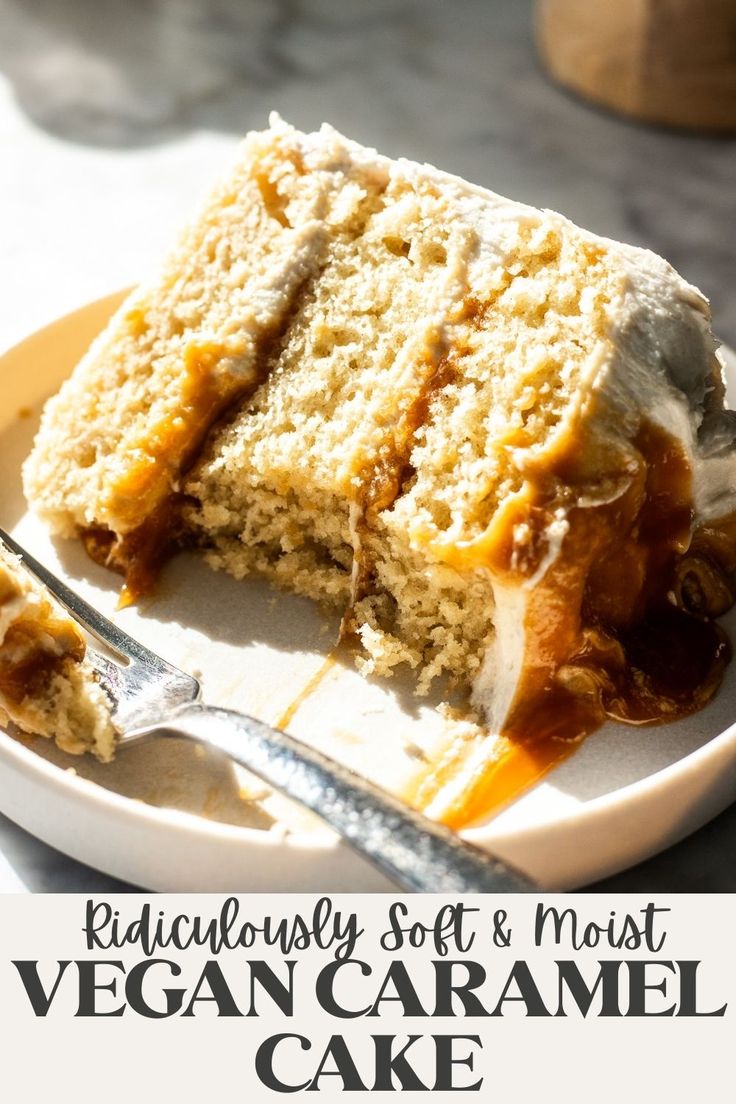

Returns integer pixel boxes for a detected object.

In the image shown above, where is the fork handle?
[146,702,535,893]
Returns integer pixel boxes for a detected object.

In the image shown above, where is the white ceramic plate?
[2,292,736,891]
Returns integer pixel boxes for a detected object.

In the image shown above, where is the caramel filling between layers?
[80,277,317,606]
[340,295,502,641]
[413,410,735,829]
[341,348,459,637]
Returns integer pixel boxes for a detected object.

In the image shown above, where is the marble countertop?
[1,0,735,892]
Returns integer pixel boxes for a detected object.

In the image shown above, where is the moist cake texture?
[23,116,736,786]
[0,544,116,760]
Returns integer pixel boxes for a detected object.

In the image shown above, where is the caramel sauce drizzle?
[413,413,736,829]
[498,419,730,736]
[275,654,338,731]
[407,726,579,831]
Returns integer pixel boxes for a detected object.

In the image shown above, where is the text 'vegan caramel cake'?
[22,116,736,793]
[0,544,115,760]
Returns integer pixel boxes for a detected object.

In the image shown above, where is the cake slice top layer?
[0,545,116,760]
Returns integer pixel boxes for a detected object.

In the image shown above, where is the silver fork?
[0,528,535,893]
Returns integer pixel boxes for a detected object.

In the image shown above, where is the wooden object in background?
[536,0,736,133]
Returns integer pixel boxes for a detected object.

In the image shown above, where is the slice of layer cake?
[0,544,116,759]
[23,119,390,602]
[23,116,736,780]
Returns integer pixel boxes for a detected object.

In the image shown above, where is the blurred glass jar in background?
[536,0,736,133]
